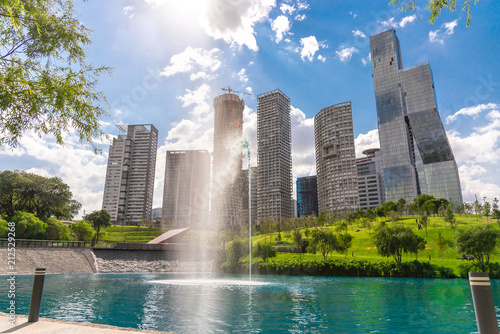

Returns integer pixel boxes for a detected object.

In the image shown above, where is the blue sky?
[1,0,499,217]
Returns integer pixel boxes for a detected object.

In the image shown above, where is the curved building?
[212,93,245,228]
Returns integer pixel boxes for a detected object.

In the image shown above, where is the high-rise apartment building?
[212,93,245,228]
[356,148,385,210]
[314,102,359,213]
[102,124,158,225]
[296,176,318,217]
[370,29,462,204]
[162,150,210,227]
[257,89,293,222]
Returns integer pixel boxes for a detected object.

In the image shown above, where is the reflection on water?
[1,273,498,333]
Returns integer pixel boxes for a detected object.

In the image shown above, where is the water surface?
[2,273,499,333]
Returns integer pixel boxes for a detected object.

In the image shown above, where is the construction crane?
[221,87,253,96]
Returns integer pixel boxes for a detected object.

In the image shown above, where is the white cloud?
[176,84,212,118]
[352,30,366,38]
[271,15,291,43]
[399,14,417,28]
[295,14,306,21]
[300,36,319,61]
[444,19,458,35]
[380,15,417,29]
[354,129,380,158]
[458,164,500,202]
[429,30,444,44]
[317,55,326,62]
[280,3,295,14]
[297,0,309,11]
[349,11,357,19]
[290,106,315,180]
[199,0,276,51]
[160,47,221,78]
[429,20,459,44]
[336,46,358,63]
[123,6,134,18]
[361,52,371,67]
[237,68,249,83]
[445,103,499,124]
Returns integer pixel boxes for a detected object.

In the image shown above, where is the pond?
[2,273,499,333]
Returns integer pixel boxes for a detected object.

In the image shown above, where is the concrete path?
[0,313,175,334]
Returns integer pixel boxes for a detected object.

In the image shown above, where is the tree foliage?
[45,216,70,240]
[308,228,337,260]
[0,170,81,219]
[293,228,303,259]
[253,241,276,262]
[435,231,448,260]
[70,220,94,241]
[11,211,47,239]
[456,225,500,269]
[84,209,111,243]
[390,0,480,27]
[0,0,111,150]
[372,225,426,263]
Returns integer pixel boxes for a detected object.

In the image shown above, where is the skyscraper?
[314,102,359,213]
[296,176,318,217]
[212,92,245,228]
[356,148,385,210]
[102,124,158,225]
[162,150,210,227]
[370,29,462,204]
[257,89,293,222]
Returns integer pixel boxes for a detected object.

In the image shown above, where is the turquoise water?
[2,273,499,333]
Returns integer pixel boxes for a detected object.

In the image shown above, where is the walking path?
[0,313,175,334]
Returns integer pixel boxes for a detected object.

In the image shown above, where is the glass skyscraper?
[370,29,462,204]
[296,176,318,217]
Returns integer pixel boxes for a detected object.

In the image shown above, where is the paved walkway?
[0,313,175,334]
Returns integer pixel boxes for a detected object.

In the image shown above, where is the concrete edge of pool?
[0,313,177,334]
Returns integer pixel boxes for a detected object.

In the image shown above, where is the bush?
[253,241,277,262]
[70,221,95,241]
[45,217,71,240]
[11,211,47,239]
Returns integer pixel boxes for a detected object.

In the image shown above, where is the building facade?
[257,89,293,222]
[370,29,462,204]
[212,93,245,228]
[356,148,385,210]
[102,124,158,225]
[162,150,210,227]
[314,102,359,213]
[296,176,318,217]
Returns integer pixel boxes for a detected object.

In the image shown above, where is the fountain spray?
[242,139,252,281]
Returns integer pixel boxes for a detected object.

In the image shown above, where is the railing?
[0,238,92,248]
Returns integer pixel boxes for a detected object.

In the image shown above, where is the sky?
[1,0,499,218]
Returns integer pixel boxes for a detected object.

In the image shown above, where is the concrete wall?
[0,248,97,275]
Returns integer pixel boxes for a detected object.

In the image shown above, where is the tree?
[45,217,70,240]
[388,210,399,224]
[293,228,303,259]
[70,221,94,241]
[372,225,424,263]
[473,200,482,220]
[0,170,81,219]
[420,214,429,237]
[492,198,500,226]
[444,206,457,236]
[396,198,407,216]
[253,241,276,262]
[483,202,491,221]
[435,231,448,260]
[390,0,480,27]
[84,209,111,243]
[225,236,248,266]
[308,228,337,260]
[456,225,500,270]
[0,0,111,150]
[11,211,47,239]
[336,233,354,258]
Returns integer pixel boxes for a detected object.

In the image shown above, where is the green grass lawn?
[99,225,168,243]
[249,215,500,275]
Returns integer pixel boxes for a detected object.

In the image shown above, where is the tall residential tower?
[162,150,210,227]
[212,93,245,228]
[257,89,293,222]
[314,102,359,213]
[370,29,462,204]
[102,124,158,225]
